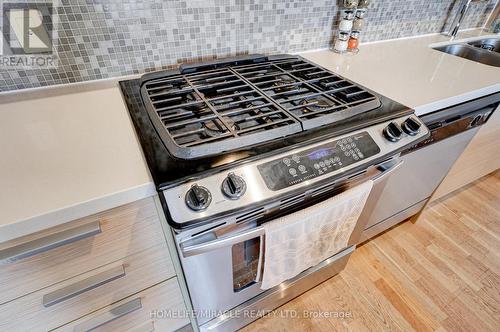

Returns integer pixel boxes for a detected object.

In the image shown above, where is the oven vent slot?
[310,182,340,198]
[191,222,226,237]
[279,194,306,210]
[236,208,264,224]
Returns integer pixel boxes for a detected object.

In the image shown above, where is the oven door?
[175,157,403,326]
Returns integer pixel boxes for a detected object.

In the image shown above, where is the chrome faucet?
[484,1,500,33]
[445,0,474,38]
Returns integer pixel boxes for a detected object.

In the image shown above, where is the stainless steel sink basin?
[468,38,500,53]
[433,40,500,67]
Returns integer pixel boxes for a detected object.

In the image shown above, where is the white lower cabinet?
[54,278,189,332]
[0,197,193,332]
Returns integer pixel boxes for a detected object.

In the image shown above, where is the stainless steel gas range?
[120,54,429,332]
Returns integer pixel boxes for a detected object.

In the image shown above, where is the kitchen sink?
[433,38,500,67]
[468,38,500,53]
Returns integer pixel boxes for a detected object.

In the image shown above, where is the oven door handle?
[181,227,266,258]
[180,158,403,258]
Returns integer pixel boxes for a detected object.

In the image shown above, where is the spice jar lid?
[338,31,350,41]
[356,10,366,19]
[350,31,360,39]
[343,10,355,20]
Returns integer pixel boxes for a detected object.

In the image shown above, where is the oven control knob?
[383,122,403,142]
[185,184,212,211]
[402,117,421,136]
[221,173,246,200]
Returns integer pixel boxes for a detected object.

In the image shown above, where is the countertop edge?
[414,84,500,116]
[0,181,157,244]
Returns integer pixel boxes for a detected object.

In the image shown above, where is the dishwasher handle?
[421,92,499,125]
[405,97,499,154]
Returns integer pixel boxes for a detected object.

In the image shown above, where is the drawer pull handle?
[73,297,142,332]
[43,264,125,307]
[0,221,101,265]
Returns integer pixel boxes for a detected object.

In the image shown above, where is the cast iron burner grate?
[141,55,381,159]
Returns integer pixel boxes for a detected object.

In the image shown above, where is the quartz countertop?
[300,29,500,115]
[0,81,155,243]
[1,29,498,244]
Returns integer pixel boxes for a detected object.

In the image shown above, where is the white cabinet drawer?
[0,243,175,331]
[55,278,190,332]
[0,197,165,304]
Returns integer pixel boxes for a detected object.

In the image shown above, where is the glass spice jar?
[348,31,360,50]
[339,18,353,31]
[334,31,350,53]
[352,14,365,30]
[343,0,359,9]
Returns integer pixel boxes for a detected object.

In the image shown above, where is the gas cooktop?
[120,54,414,188]
[140,54,381,159]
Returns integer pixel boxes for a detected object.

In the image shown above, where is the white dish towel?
[260,180,373,290]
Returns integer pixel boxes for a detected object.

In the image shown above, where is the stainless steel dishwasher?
[362,92,500,241]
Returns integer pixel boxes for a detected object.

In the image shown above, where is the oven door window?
[232,237,262,292]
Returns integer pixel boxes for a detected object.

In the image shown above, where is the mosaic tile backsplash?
[0,0,496,92]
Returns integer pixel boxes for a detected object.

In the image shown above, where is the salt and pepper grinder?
[333,0,371,54]
[352,10,366,31]
[334,31,350,53]
[348,31,360,51]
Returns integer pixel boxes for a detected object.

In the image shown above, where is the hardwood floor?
[243,170,500,332]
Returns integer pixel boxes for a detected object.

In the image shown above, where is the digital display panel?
[307,148,332,160]
[257,131,380,191]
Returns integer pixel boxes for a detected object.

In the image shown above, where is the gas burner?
[184,94,198,102]
[261,113,282,123]
[271,76,298,92]
[299,97,333,112]
[204,118,236,137]
[273,75,295,87]
[192,105,209,114]
[244,99,266,108]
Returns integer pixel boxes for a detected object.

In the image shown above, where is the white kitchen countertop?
[0,81,155,243]
[300,30,500,115]
[0,29,498,244]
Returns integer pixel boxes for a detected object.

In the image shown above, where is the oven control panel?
[257,131,380,191]
[162,115,430,226]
